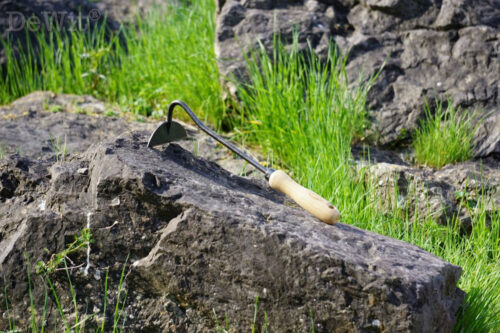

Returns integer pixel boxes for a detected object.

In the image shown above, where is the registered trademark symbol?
[89,9,101,21]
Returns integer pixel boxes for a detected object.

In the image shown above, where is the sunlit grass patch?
[0,0,224,126]
[413,101,477,168]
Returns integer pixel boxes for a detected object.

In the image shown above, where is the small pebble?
[77,167,88,175]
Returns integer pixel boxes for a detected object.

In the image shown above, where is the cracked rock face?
[215,0,500,157]
[1,131,464,331]
[365,159,499,229]
[352,145,499,230]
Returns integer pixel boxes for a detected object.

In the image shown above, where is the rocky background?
[1,0,499,331]
[215,0,500,157]
[215,0,499,232]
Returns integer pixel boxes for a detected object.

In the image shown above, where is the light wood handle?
[268,170,340,224]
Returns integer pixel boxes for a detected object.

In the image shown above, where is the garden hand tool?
[147,100,340,224]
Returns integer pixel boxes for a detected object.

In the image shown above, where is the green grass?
[413,100,478,168]
[0,142,5,159]
[48,134,68,162]
[2,238,129,332]
[0,1,498,331]
[0,0,224,126]
[251,296,269,333]
[234,36,499,332]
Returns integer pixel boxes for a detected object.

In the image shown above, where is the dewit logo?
[6,10,102,32]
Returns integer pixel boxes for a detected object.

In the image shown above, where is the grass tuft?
[3,238,130,332]
[413,100,478,168]
[49,134,68,162]
[0,142,5,159]
[235,33,375,225]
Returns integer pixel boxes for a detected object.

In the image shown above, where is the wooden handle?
[268,170,340,224]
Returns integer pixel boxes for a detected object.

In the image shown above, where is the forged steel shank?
[164,100,272,177]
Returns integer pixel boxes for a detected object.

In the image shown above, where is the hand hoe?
[147,100,340,224]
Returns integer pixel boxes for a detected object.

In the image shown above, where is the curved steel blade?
[147,121,187,147]
[149,100,271,177]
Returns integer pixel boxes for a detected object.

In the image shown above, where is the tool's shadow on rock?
[151,142,288,206]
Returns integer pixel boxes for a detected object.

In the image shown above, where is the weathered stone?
[1,132,464,331]
[0,91,151,159]
[358,151,499,230]
[215,0,500,157]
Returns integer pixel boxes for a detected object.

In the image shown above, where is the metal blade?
[147,121,187,147]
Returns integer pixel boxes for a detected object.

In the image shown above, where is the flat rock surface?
[0,91,145,159]
[215,0,500,157]
[0,91,260,178]
[0,131,464,331]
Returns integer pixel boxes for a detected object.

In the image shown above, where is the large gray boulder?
[1,131,464,331]
[215,0,500,157]
[0,91,140,159]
